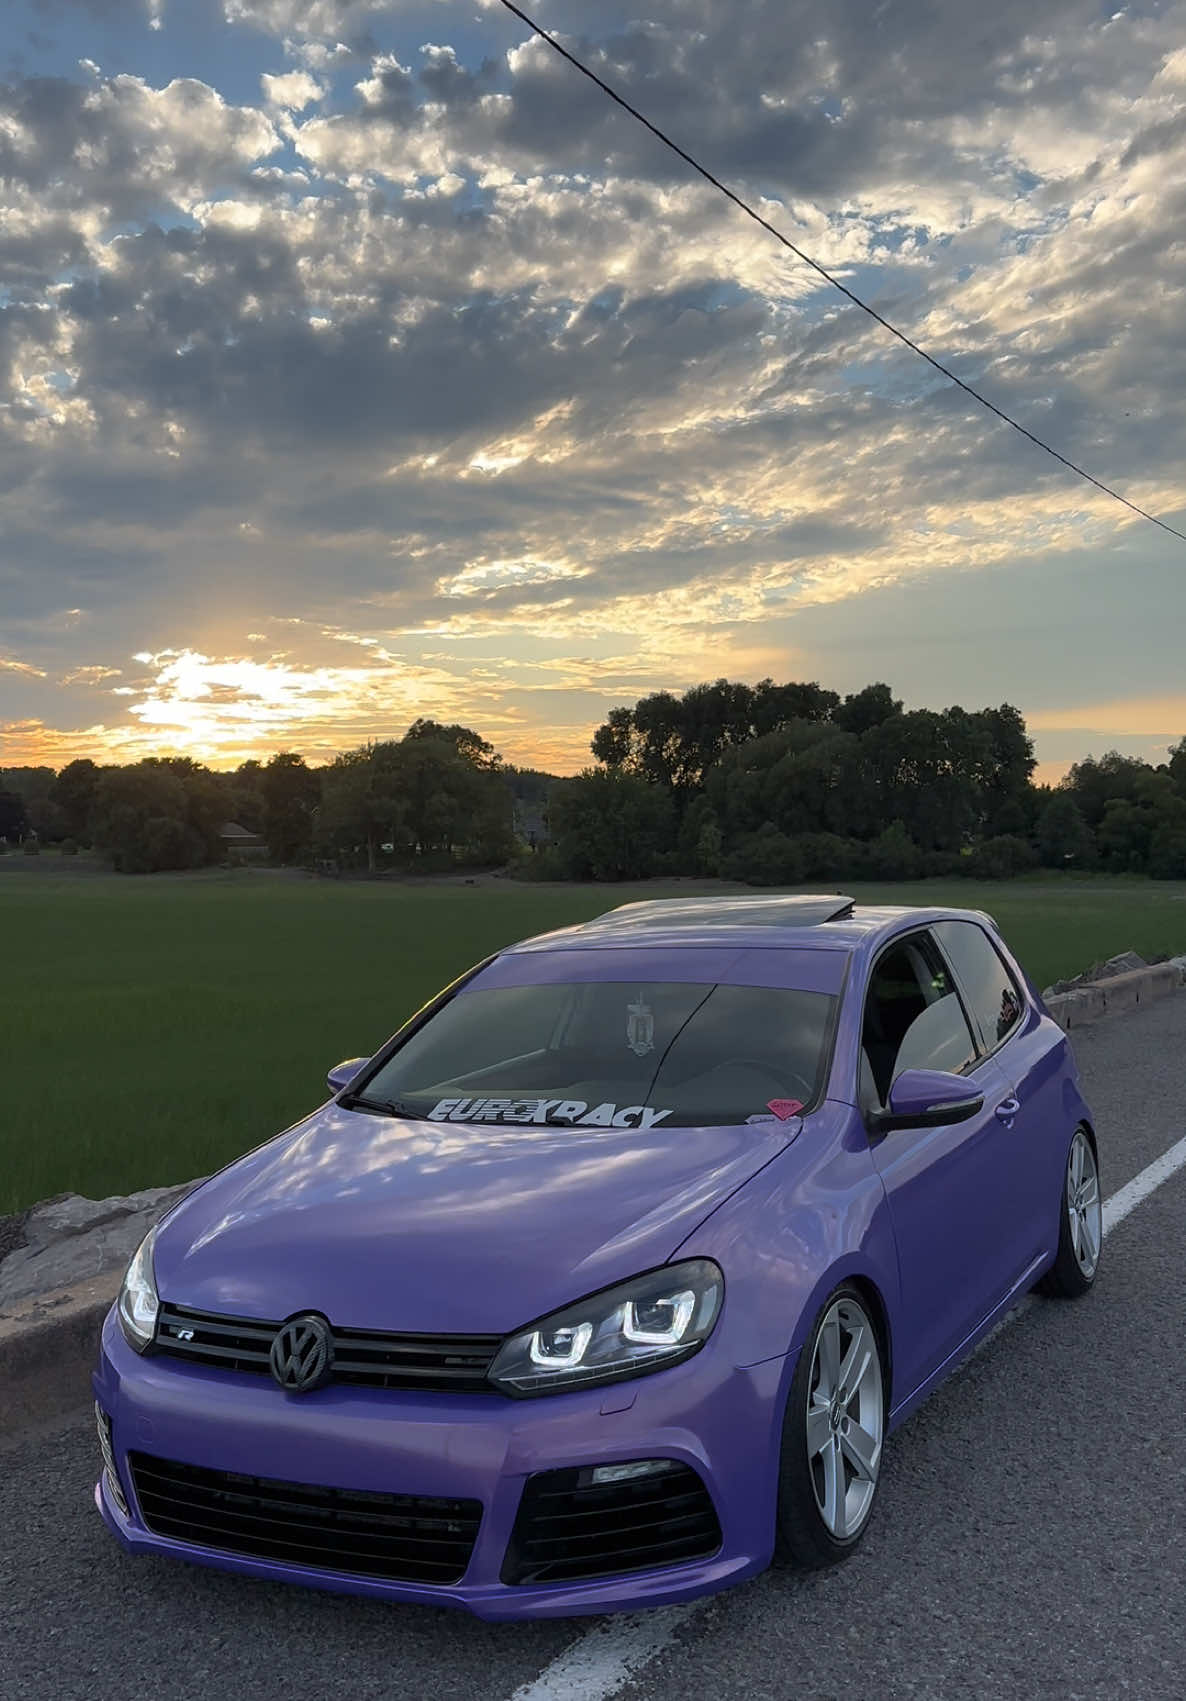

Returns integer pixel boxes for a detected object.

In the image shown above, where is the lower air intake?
[502,1460,721,1586]
[128,1452,481,1585]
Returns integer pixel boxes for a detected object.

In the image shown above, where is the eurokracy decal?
[428,1097,672,1128]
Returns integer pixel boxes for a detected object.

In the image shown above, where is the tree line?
[546,680,1186,882]
[0,721,539,874]
[2,679,1185,882]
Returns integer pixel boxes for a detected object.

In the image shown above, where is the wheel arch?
[789,1263,895,1417]
[843,1272,894,1417]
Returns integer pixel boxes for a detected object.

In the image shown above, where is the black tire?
[774,1284,886,1570]
[1039,1126,1101,1299]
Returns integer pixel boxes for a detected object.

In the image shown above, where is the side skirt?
[886,1250,1052,1433]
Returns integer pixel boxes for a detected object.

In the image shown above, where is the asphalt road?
[3,994,1184,1701]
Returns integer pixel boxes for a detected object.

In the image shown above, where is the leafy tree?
[262,752,319,863]
[548,770,675,880]
[222,759,266,835]
[970,704,1036,832]
[404,719,499,770]
[860,711,979,851]
[1062,752,1150,828]
[318,736,513,871]
[318,745,409,873]
[52,759,100,843]
[967,835,1038,880]
[1095,800,1153,872]
[90,764,199,873]
[751,679,840,734]
[1150,823,1186,879]
[2,765,60,839]
[1169,737,1186,797]
[720,824,809,886]
[705,723,866,840]
[1035,794,1096,868]
[591,678,839,796]
[865,820,923,880]
[0,789,27,842]
[831,683,902,737]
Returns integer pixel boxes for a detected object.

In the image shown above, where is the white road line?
[508,1132,1186,1701]
[509,1606,699,1701]
[1102,1133,1186,1234]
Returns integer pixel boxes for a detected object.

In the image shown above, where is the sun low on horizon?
[2,0,1186,782]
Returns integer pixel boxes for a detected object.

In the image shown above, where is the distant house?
[219,821,268,858]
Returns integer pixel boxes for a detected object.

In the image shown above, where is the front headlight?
[117,1225,159,1352]
[488,1259,723,1398]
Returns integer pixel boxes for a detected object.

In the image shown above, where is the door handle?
[995,1097,1020,1125]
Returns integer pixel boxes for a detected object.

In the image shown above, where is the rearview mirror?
[327,1057,369,1097]
[870,1068,984,1134]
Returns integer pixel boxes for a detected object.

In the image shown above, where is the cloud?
[260,69,324,110]
[2,2,1186,778]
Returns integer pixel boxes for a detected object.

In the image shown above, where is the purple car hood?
[153,1106,797,1334]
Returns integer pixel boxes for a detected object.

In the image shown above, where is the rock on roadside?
[0,1180,201,1313]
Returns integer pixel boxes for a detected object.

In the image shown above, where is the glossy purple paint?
[94,902,1094,1619]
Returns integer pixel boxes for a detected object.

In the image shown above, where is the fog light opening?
[588,1458,678,1486]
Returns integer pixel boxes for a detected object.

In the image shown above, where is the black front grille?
[502,1462,722,1586]
[128,1452,482,1585]
[153,1304,501,1393]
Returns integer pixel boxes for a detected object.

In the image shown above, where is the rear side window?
[932,921,1024,1052]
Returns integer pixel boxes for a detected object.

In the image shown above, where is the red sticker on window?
[767,1098,805,1120]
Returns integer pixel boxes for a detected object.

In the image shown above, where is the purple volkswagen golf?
[94,895,1101,1619]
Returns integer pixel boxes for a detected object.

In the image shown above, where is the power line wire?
[496,0,1186,546]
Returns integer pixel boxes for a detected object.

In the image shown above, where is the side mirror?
[870,1068,984,1134]
[327,1057,369,1097]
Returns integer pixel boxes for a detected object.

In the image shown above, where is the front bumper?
[94,1307,793,1620]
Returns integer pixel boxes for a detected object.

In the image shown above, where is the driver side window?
[860,934,979,1111]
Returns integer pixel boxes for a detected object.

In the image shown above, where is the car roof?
[506,895,1000,957]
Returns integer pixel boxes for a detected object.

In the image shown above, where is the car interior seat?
[893,994,975,1080]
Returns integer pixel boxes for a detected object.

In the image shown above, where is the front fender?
[672,1101,901,1395]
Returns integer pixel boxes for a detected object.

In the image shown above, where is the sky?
[1,0,1184,781]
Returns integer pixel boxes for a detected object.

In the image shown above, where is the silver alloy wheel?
[1067,1129,1102,1278]
[805,1296,884,1540]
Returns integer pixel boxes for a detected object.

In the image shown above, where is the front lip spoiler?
[93,1471,765,1621]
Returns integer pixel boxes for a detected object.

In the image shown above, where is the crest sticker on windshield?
[626,993,655,1057]
[766,1098,805,1120]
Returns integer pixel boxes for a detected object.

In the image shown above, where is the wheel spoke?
[816,1312,842,1399]
[822,1435,846,1536]
[1080,1206,1100,1264]
[1068,1207,1082,1260]
[837,1325,872,1403]
[806,1402,832,1459]
[1069,1139,1084,1192]
[841,1419,880,1482]
[1078,1177,1099,1210]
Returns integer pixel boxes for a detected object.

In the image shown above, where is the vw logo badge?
[270,1314,333,1392]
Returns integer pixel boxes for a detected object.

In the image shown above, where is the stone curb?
[0,1274,116,1432]
[1044,961,1185,1030]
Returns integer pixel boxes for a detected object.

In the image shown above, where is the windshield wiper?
[338,1092,428,1121]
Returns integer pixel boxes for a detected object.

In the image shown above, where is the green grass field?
[3,869,1185,1215]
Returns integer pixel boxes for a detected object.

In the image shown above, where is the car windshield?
[356,980,836,1129]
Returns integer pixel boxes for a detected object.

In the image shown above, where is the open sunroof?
[584,895,855,931]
